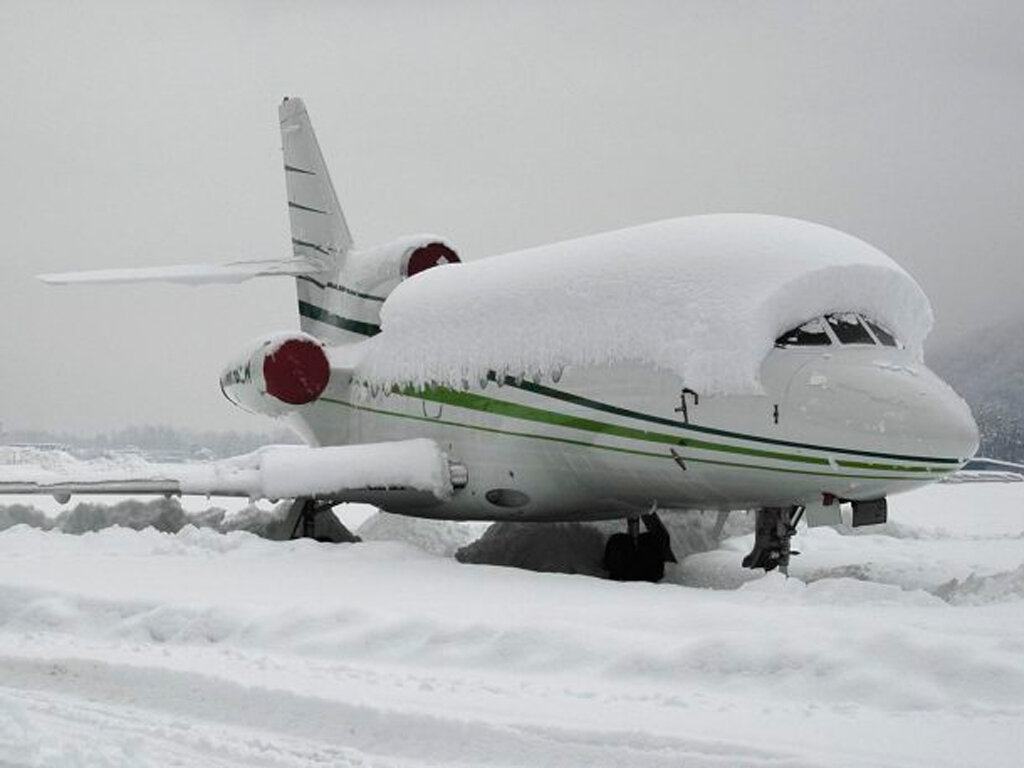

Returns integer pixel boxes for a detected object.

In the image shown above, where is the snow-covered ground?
[1,481,1022,767]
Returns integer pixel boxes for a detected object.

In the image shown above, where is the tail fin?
[278,97,353,266]
[279,98,385,344]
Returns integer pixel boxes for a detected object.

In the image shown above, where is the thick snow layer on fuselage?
[357,214,932,394]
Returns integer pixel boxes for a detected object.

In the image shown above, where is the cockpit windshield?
[826,313,875,345]
[863,318,897,347]
[774,318,831,347]
[775,313,900,348]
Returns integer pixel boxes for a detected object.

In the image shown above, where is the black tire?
[635,532,666,582]
[603,533,635,581]
[603,532,666,583]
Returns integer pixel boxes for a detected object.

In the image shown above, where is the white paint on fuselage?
[290,342,978,522]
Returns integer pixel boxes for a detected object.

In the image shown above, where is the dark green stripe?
[298,301,380,336]
[297,275,386,303]
[325,397,665,459]
[406,385,830,467]
[500,375,959,466]
[291,238,331,257]
[836,458,934,473]
[401,385,949,473]
[679,454,942,481]
[324,396,950,482]
[288,201,328,215]
[284,164,316,175]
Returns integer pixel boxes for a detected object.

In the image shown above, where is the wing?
[0,440,467,508]
[940,470,1023,484]
[38,257,325,286]
[939,457,1024,483]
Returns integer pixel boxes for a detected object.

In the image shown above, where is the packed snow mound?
[2,511,1024,768]
[934,563,1024,605]
[358,214,932,393]
[356,511,486,557]
[0,498,308,540]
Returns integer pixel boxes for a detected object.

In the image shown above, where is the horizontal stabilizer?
[38,257,325,286]
[0,440,465,504]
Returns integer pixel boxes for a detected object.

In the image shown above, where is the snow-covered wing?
[38,257,325,286]
[941,471,1024,484]
[0,440,460,502]
[942,457,1024,483]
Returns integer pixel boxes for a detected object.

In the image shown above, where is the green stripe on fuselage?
[323,395,953,482]
[397,385,951,474]
[296,275,387,303]
[298,301,380,336]
[500,375,958,466]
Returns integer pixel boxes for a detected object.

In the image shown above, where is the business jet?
[0,98,979,581]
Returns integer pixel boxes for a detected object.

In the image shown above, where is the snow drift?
[356,511,486,557]
[357,214,932,393]
[1,493,1023,768]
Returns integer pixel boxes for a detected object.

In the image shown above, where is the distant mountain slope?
[929,316,1024,462]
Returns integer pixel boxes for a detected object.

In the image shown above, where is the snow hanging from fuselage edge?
[355,215,933,394]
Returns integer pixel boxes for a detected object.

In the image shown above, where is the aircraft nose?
[868,364,979,461]
[785,356,979,462]
[870,363,979,461]
[931,374,980,461]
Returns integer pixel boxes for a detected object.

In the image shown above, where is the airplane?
[0,97,980,581]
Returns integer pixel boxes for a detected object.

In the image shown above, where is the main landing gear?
[742,506,803,573]
[284,498,361,543]
[603,511,678,582]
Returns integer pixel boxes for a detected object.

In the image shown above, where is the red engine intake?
[220,333,330,417]
[262,338,330,405]
[403,241,460,277]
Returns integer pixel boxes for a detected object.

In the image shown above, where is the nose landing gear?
[603,511,678,582]
[742,506,803,573]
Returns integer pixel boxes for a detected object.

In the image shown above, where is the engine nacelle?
[345,235,460,299]
[220,332,330,417]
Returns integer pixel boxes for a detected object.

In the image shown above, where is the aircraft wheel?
[603,532,665,583]
[634,532,666,582]
[603,533,635,581]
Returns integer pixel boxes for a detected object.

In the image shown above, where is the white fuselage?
[285,340,978,521]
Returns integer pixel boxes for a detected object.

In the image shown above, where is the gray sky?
[2,0,1022,433]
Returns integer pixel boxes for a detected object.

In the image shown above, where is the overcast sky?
[1,0,1022,434]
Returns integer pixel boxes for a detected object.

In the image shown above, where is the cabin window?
[775,318,831,347]
[826,313,875,345]
[863,318,898,347]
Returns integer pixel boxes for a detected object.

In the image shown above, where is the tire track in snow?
[0,656,819,768]
[0,686,375,768]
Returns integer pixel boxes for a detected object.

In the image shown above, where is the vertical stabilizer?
[279,97,352,260]
[279,98,370,344]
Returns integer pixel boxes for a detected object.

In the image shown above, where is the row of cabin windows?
[775,313,899,348]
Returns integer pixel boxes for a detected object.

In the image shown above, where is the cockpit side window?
[863,318,898,347]
[826,313,875,345]
[775,318,831,347]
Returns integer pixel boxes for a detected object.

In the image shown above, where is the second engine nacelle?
[345,235,460,300]
[220,332,330,417]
